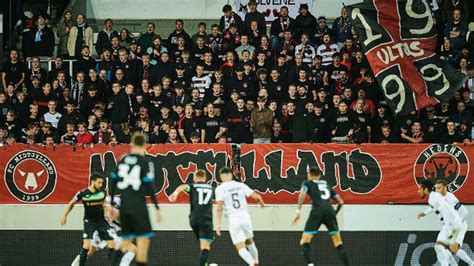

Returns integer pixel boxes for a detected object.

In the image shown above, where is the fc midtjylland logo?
[414,144,469,192]
[4,150,57,202]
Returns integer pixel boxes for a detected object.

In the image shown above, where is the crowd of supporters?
[1,0,473,146]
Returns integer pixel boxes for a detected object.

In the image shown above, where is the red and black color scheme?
[346,0,467,114]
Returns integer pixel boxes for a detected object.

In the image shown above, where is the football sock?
[79,248,88,266]
[238,248,255,265]
[434,244,448,266]
[336,244,349,266]
[246,243,259,263]
[302,243,312,264]
[119,252,135,266]
[445,249,457,266]
[456,249,473,265]
[200,249,209,266]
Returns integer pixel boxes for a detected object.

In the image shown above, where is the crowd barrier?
[0,143,473,204]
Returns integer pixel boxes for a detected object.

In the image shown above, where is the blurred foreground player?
[169,169,215,266]
[433,180,472,265]
[293,167,348,266]
[108,132,162,266]
[61,173,119,266]
[215,167,265,266]
[417,179,462,266]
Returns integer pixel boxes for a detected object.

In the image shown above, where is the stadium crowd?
[1,0,473,146]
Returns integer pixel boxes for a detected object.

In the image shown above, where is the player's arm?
[143,161,163,222]
[293,183,308,224]
[61,194,79,225]
[330,188,344,214]
[249,192,265,207]
[215,200,224,236]
[169,184,190,202]
[418,205,433,219]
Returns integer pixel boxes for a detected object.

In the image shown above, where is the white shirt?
[295,43,316,65]
[43,112,62,129]
[215,180,254,219]
[444,192,469,222]
[424,192,462,226]
[191,75,212,100]
[316,43,339,65]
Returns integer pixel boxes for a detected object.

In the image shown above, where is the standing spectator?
[56,10,73,57]
[401,121,424,143]
[95,19,119,56]
[93,119,115,144]
[107,82,130,131]
[47,57,70,83]
[444,8,468,51]
[114,48,139,86]
[307,103,331,143]
[73,46,97,76]
[137,22,159,52]
[60,122,77,145]
[23,13,54,60]
[201,103,222,143]
[43,100,62,129]
[276,30,297,62]
[295,33,316,66]
[294,4,317,40]
[440,120,467,144]
[207,24,223,53]
[119,28,135,49]
[168,19,192,51]
[235,35,256,60]
[313,16,333,46]
[332,7,352,48]
[191,64,212,99]
[70,72,87,106]
[58,101,82,135]
[67,13,94,58]
[25,57,47,87]
[178,104,200,143]
[270,6,295,50]
[330,100,356,140]
[250,97,273,143]
[191,22,208,45]
[2,49,25,90]
[220,4,242,34]
[244,0,266,37]
[316,33,339,66]
[441,0,470,23]
[226,97,252,143]
[76,122,94,144]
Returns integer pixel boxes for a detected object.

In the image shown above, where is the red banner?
[239,143,473,204]
[0,144,232,204]
[0,143,472,204]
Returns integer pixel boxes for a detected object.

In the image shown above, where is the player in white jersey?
[215,167,265,266]
[435,180,473,266]
[417,179,463,266]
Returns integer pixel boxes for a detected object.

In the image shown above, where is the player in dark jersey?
[61,173,119,266]
[169,169,215,266]
[108,132,162,266]
[293,167,349,266]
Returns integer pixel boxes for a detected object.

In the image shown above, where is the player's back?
[215,180,253,219]
[444,192,469,222]
[189,182,214,222]
[303,179,337,212]
[428,191,462,226]
[114,153,155,214]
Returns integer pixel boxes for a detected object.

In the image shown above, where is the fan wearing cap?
[23,13,54,61]
[313,16,333,47]
[294,3,317,40]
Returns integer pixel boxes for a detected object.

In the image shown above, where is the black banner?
[346,0,467,115]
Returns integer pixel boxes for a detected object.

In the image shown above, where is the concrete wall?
[1,204,473,231]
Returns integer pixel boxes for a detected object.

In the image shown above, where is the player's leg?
[436,226,453,266]
[300,233,315,266]
[119,239,136,266]
[230,226,255,265]
[243,223,258,264]
[325,212,349,266]
[79,239,91,266]
[329,233,349,266]
[449,223,473,265]
[300,210,321,266]
[197,222,214,266]
[135,237,151,265]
